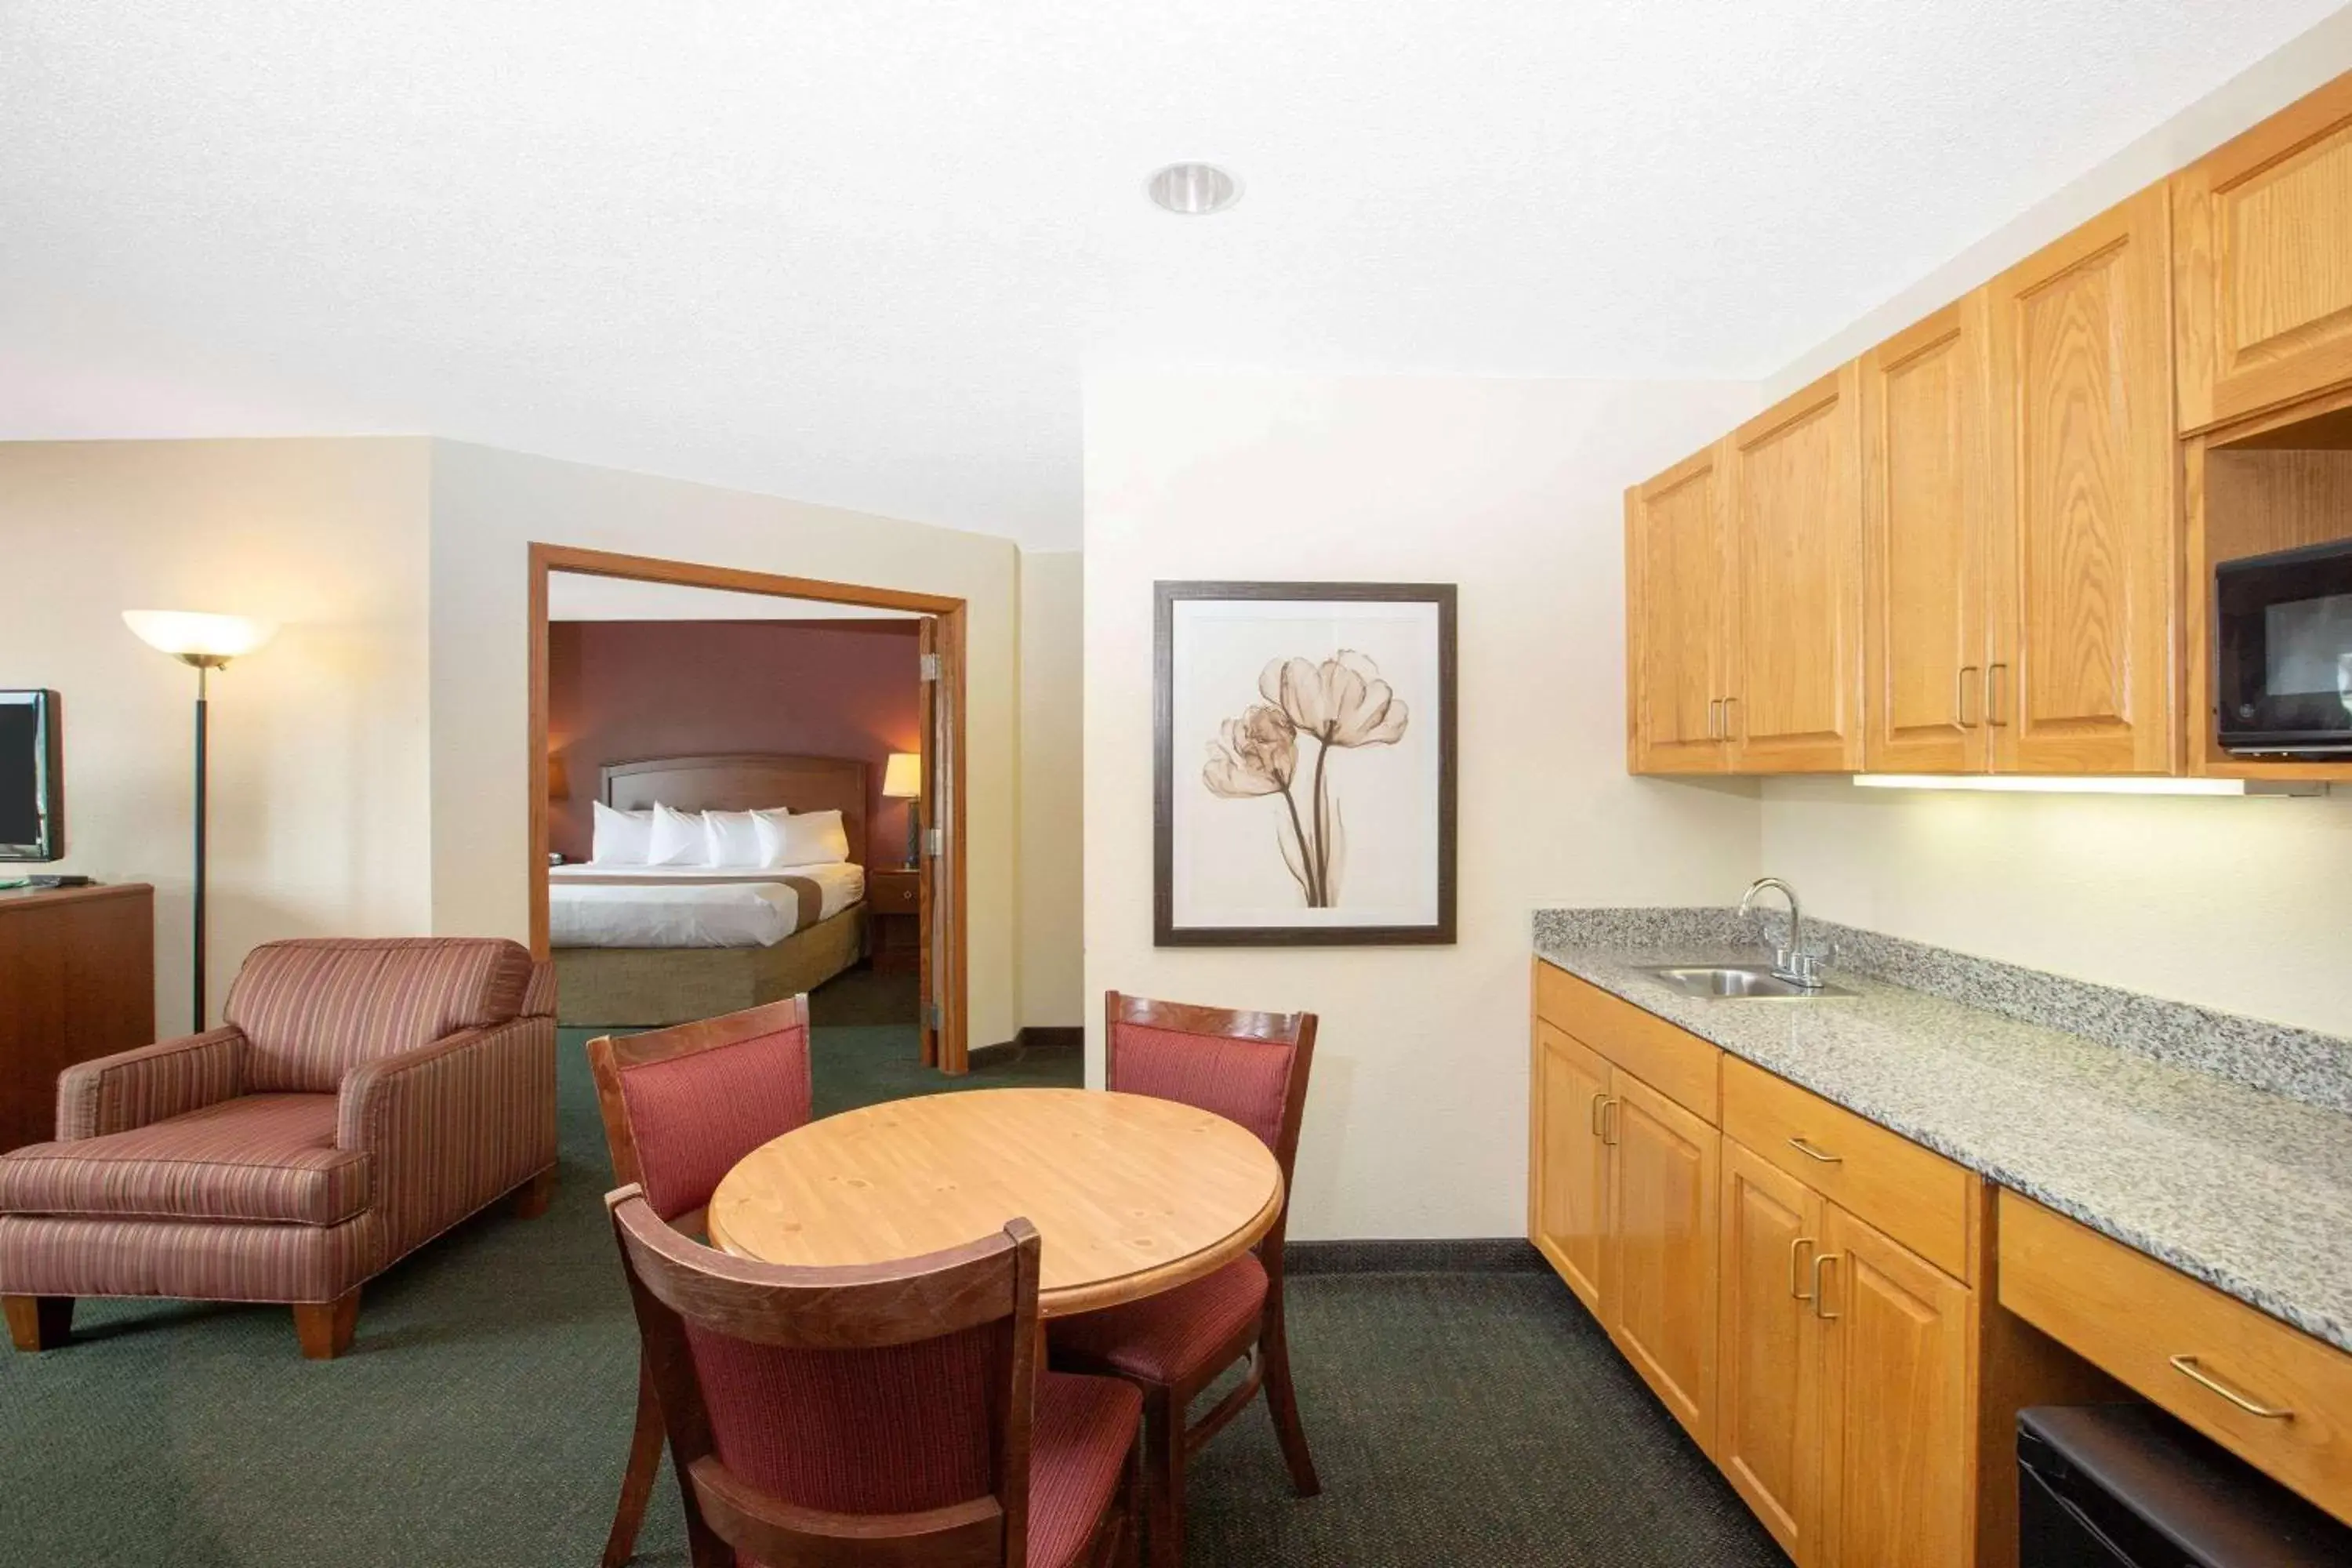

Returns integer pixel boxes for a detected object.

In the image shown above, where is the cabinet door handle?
[1987,662,2009,727]
[1787,1136,1842,1164]
[1722,695,1740,739]
[2169,1355,2293,1420]
[1599,1097,1620,1146]
[1589,1091,1607,1138]
[1956,665,1979,728]
[1789,1236,1817,1301]
[1811,1251,1842,1320]
[1707,698,1723,740]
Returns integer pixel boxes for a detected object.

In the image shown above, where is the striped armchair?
[0,937,558,1359]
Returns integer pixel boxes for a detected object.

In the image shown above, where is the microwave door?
[2216,544,2352,753]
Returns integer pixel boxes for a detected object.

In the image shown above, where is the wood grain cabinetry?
[0,884,154,1153]
[1626,443,1733,773]
[1862,295,1996,773]
[1716,1139,1824,1561]
[1986,185,2179,775]
[2175,72,2352,434]
[1530,1021,1610,1312]
[1605,1071,1720,1450]
[1726,366,1866,771]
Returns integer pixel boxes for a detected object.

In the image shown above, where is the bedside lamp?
[881,751,922,869]
[124,610,278,1027]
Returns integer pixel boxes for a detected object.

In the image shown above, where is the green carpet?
[2,1024,1788,1567]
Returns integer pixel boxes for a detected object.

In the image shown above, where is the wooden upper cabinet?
[1606,1069,1720,1453]
[2176,71,2352,433]
[1987,184,2179,775]
[1817,1203,1973,1568]
[1627,444,1732,774]
[1862,296,1994,773]
[1727,365,1865,771]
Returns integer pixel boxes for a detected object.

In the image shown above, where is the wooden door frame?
[524,542,972,1073]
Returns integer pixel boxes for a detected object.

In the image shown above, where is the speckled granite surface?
[1531,909,2352,1355]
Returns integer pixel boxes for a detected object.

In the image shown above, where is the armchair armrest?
[55,1026,248,1142]
[337,1014,557,1259]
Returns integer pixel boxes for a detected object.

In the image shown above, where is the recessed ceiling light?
[1146,163,1242,216]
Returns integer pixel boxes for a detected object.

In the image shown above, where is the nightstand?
[866,866,921,974]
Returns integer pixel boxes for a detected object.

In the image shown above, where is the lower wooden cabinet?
[1606,1072,1720,1451]
[1531,1022,1610,1312]
[1817,1201,1974,1568]
[1717,1140,1825,1560]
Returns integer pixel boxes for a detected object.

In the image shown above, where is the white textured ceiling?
[2,2,2340,549]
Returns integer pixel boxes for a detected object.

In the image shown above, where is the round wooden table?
[706,1088,1284,1317]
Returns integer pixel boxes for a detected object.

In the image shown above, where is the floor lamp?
[123,611,278,1029]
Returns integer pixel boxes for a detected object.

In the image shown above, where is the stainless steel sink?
[1640,964,1855,1000]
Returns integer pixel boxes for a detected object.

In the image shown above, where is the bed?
[550,753,872,1026]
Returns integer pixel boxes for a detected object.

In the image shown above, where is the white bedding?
[548,862,866,949]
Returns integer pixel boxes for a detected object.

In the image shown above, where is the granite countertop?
[1534,935,2352,1355]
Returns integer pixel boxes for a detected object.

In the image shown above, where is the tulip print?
[1203,650,1410,907]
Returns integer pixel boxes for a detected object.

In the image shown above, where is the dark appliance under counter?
[2020,1404,2352,1566]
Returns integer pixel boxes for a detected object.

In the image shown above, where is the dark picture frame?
[1154,582,1457,946]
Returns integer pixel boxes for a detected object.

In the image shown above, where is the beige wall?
[1018,550,1084,1029]
[424,440,1030,1048]
[1761,782,2352,1037]
[1083,373,1762,1240]
[2,437,434,1033]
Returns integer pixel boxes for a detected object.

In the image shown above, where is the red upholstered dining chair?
[607,1185,1142,1568]
[586,996,815,1568]
[1049,992,1320,1568]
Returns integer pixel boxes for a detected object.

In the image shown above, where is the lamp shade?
[881,752,923,799]
[123,610,278,663]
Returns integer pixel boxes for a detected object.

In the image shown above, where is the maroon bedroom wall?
[546,618,922,865]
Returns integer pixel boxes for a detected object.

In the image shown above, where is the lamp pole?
[191,659,212,1026]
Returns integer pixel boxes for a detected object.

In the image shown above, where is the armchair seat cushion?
[1029,1370,1145,1568]
[1047,1252,1268,1386]
[0,1094,366,1227]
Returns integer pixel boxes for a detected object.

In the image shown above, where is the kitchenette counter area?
[1534,906,2352,1354]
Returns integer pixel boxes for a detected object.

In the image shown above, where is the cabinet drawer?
[1534,961,1719,1124]
[1722,1057,1973,1282]
[1998,1192,2352,1526]
[866,874,920,915]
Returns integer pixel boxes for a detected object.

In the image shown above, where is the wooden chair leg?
[601,1356,666,1568]
[1261,1308,1320,1497]
[511,1167,557,1219]
[292,1288,360,1360]
[3,1294,73,1352]
[1118,1422,1145,1568]
[1144,1383,1185,1568]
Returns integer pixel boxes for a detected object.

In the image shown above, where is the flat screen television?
[0,690,63,861]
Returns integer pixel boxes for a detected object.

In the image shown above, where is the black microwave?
[2215,538,2352,757]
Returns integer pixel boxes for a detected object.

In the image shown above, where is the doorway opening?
[525,543,971,1074]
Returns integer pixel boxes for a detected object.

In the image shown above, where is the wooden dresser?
[0,884,154,1152]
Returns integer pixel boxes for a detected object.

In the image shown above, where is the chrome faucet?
[1740,877,1825,989]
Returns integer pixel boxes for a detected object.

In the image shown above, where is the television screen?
[0,690,62,861]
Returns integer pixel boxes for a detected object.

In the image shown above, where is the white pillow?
[590,800,653,866]
[647,803,710,867]
[702,809,765,867]
[757,807,850,867]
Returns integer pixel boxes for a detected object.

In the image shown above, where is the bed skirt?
[553,905,869,1027]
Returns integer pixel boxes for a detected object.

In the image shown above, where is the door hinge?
[923,1001,944,1029]
[925,827,945,858]
[920,654,941,681]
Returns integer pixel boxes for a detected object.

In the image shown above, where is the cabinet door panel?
[1863,297,1991,773]
[1606,1069,1720,1452]
[1718,1139,1824,1563]
[1628,446,1730,773]
[1730,366,1864,772]
[1988,186,2177,775]
[1818,1205,1973,1568]
[2176,74,2352,430]
[1533,1022,1610,1312]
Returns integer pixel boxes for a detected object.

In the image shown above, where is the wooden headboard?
[601,753,869,866]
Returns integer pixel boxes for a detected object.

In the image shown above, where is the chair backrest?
[227,937,535,1094]
[1104,991,1316,1247]
[587,996,813,1228]
[606,1185,1040,1568]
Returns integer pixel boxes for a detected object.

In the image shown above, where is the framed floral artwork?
[1154,581,1457,946]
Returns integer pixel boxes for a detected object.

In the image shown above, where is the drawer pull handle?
[2169,1355,2293,1421]
[1811,1251,1842,1321]
[1789,1237,1816,1301]
[1787,1136,1842,1164]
